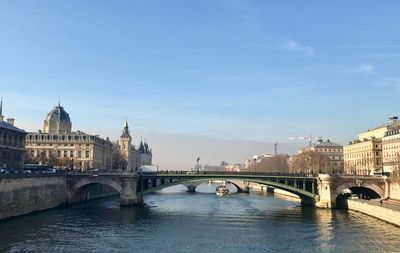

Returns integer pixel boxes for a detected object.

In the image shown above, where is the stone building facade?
[382,117,400,173]
[343,116,399,175]
[344,138,382,175]
[0,99,27,170]
[300,139,344,173]
[25,104,113,170]
[117,121,152,171]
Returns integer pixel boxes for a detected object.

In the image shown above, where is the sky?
[1,1,400,169]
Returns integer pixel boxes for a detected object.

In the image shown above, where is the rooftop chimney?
[7,118,15,126]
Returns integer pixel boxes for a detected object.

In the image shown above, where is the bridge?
[66,171,388,208]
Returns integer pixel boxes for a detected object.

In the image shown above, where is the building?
[117,120,152,171]
[300,139,344,173]
[382,117,400,173]
[344,138,382,175]
[25,103,113,170]
[225,163,244,172]
[0,99,27,170]
[343,117,398,175]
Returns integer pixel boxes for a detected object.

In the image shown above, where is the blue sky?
[1,1,400,169]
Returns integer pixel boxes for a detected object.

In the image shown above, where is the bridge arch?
[69,178,122,204]
[182,180,244,193]
[139,176,318,205]
[334,182,384,199]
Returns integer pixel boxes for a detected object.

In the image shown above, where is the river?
[1,183,400,253]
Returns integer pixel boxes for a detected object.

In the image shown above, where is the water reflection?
[1,184,400,252]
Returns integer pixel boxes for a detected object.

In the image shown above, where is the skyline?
[1,1,400,169]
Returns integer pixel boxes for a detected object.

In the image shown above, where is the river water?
[1,183,400,253]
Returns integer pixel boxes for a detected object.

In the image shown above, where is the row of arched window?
[26,133,108,144]
[0,130,26,148]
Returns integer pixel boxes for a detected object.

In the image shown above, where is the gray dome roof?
[315,139,342,147]
[46,104,71,123]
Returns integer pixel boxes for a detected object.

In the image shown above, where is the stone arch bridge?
[66,171,388,208]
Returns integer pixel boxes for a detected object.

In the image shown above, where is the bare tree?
[112,145,125,170]
[290,150,334,175]
[24,151,39,164]
[47,153,59,167]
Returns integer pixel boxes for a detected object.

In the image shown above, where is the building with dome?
[25,104,113,170]
[299,138,344,174]
[43,103,72,134]
[117,120,152,171]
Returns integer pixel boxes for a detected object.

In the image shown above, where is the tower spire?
[125,117,128,128]
[0,97,3,121]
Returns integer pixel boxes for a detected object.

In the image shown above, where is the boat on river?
[216,185,230,196]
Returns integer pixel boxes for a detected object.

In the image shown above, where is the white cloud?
[355,64,375,75]
[280,39,315,56]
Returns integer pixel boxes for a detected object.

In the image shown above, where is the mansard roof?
[0,121,26,133]
[45,103,71,124]
[314,139,342,148]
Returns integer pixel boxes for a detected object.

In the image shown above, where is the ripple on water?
[1,193,400,253]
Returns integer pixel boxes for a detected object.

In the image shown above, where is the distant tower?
[119,119,133,171]
[0,97,3,122]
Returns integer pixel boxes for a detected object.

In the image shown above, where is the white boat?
[216,185,230,196]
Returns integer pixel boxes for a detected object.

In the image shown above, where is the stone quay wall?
[389,181,400,201]
[0,174,67,220]
[346,199,400,227]
[0,173,118,220]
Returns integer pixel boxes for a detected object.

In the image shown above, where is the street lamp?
[254,158,257,174]
[196,157,200,172]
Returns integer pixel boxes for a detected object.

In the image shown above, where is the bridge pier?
[183,182,202,193]
[119,175,143,206]
[120,195,143,206]
[186,185,197,193]
[315,174,336,208]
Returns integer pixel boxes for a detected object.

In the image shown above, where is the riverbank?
[0,174,117,220]
[344,199,400,227]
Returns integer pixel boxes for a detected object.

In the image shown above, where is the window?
[85,150,90,158]
[57,150,61,158]
[70,151,74,158]
[64,150,67,157]
[78,151,81,158]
